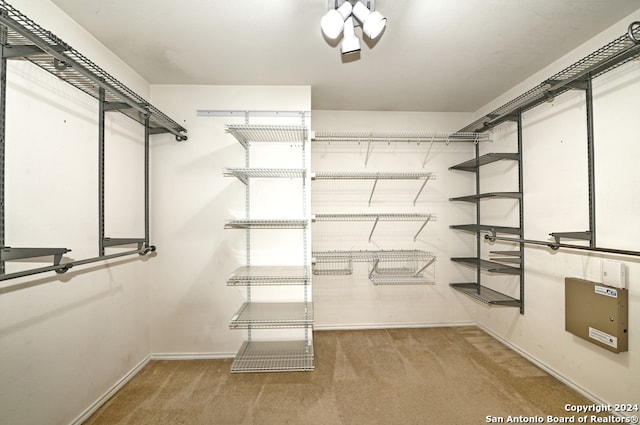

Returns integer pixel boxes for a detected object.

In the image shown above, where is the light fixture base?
[326,0,376,13]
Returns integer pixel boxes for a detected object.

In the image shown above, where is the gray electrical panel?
[565,278,628,353]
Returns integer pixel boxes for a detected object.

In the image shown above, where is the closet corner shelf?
[449,192,522,203]
[0,1,187,140]
[231,340,314,373]
[451,257,521,275]
[449,153,520,171]
[226,124,308,148]
[226,266,311,286]
[450,283,522,308]
[229,302,314,329]
[224,219,308,229]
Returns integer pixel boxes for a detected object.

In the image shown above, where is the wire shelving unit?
[224,123,313,373]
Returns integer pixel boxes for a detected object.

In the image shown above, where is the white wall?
[474,10,640,407]
[311,110,478,327]
[0,1,156,424]
[148,85,311,355]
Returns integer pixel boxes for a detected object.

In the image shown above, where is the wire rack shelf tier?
[224,168,306,181]
[450,283,522,308]
[226,266,311,286]
[314,213,435,221]
[0,1,187,140]
[461,22,640,133]
[229,302,314,329]
[231,340,314,373]
[225,219,308,229]
[226,125,308,148]
[311,131,491,143]
[312,171,435,180]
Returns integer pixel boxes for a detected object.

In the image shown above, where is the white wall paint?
[474,13,640,407]
[148,85,311,355]
[311,110,478,327]
[0,1,156,424]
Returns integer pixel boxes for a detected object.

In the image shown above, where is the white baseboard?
[314,321,476,331]
[150,352,236,360]
[70,355,151,425]
[475,323,609,407]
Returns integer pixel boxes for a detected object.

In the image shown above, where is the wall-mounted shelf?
[0,1,187,140]
[450,224,521,235]
[312,131,490,167]
[226,266,311,286]
[313,213,435,242]
[451,257,521,275]
[449,153,520,172]
[313,250,436,285]
[449,283,522,308]
[224,219,308,229]
[459,23,640,133]
[450,192,522,203]
[312,171,435,205]
[227,125,308,148]
[224,168,306,184]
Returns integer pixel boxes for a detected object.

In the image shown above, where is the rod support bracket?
[628,21,640,44]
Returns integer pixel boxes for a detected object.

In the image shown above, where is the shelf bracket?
[0,247,71,266]
[368,177,379,206]
[412,175,432,206]
[414,256,436,276]
[421,138,435,168]
[365,139,373,167]
[413,216,432,242]
[103,237,146,250]
[368,258,380,280]
[368,216,380,242]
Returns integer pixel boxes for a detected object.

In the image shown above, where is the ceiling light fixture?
[320,1,353,40]
[352,1,387,40]
[341,16,361,55]
[321,0,386,57]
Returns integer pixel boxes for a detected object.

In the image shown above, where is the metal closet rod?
[484,233,640,257]
[0,246,156,282]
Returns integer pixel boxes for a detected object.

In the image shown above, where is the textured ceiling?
[49,0,640,112]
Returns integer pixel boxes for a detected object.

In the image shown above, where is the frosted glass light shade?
[320,1,353,40]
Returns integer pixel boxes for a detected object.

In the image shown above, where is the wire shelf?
[450,224,522,235]
[451,257,521,275]
[229,302,314,329]
[225,219,308,229]
[311,131,490,143]
[450,192,522,203]
[460,22,640,132]
[370,275,435,285]
[314,213,435,221]
[227,266,310,286]
[224,168,306,182]
[0,1,187,139]
[313,249,436,262]
[450,283,521,308]
[449,153,520,172]
[226,125,308,148]
[231,340,314,373]
[312,171,435,180]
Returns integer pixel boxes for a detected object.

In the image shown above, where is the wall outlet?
[602,260,626,289]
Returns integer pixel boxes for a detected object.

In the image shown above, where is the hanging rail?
[461,21,640,133]
[484,231,640,258]
[0,245,155,283]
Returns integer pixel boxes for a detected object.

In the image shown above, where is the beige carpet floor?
[84,327,595,425]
